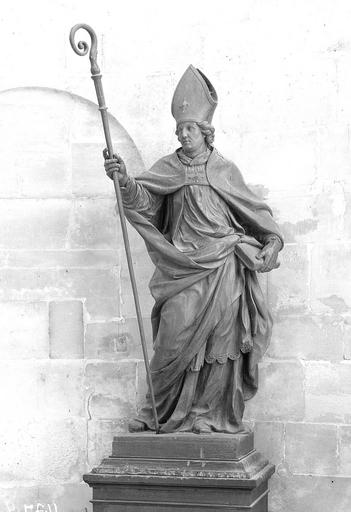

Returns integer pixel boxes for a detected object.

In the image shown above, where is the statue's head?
[175,121,215,155]
[171,65,217,155]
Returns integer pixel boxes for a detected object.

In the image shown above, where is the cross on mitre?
[180,98,189,112]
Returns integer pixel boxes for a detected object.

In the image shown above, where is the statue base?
[83,431,274,511]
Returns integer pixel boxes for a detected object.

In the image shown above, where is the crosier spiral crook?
[69,24,160,434]
[69,23,100,75]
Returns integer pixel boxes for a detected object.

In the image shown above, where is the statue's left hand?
[256,239,281,273]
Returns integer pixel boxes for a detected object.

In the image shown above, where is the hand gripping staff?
[69,24,160,434]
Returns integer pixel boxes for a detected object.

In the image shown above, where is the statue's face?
[177,122,206,155]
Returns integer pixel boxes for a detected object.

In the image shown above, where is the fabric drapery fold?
[121,147,281,433]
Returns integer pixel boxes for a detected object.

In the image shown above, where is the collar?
[177,146,212,166]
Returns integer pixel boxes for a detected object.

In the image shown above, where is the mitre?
[171,65,218,125]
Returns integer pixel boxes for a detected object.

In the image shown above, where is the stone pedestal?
[84,431,274,511]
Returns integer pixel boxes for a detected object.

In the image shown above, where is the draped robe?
[121,147,283,433]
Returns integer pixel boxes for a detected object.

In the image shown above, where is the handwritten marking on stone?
[5,503,58,512]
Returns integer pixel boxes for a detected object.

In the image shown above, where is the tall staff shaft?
[69,24,160,434]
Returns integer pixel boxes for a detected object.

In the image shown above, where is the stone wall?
[1,1,351,511]
[0,87,149,512]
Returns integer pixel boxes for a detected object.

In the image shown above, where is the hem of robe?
[135,356,250,434]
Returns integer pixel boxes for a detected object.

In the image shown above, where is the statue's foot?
[128,418,148,433]
[193,419,212,434]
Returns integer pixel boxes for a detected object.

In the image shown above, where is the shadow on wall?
[0,87,153,512]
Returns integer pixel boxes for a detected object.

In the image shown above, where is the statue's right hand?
[103,148,128,186]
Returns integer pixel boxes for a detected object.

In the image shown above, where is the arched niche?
[0,87,153,321]
[0,86,145,198]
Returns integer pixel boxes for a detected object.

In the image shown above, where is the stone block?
[0,417,40,484]
[49,300,84,359]
[270,173,350,246]
[0,301,49,359]
[0,268,121,320]
[0,99,72,153]
[0,361,41,422]
[0,269,60,301]
[244,361,304,421]
[85,317,153,360]
[110,135,146,178]
[339,426,351,475]
[0,480,91,512]
[118,226,154,317]
[268,188,317,244]
[0,249,116,270]
[0,417,87,484]
[80,298,120,323]
[236,34,336,128]
[0,199,70,250]
[66,268,120,320]
[70,100,145,171]
[70,97,107,141]
[122,222,152,261]
[88,394,135,420]
[0,148,71,198]
[253,421,285,467]
[270,473,351,512]
[267,244,310,314]
[71,137,145,196]
[85,321,127,360]
[69,198,120,250]
[85,361,137,420]
[39,483,92,512]
[344,181,351,240]
[268,314,345,361]
[343,320,351,359]
[85,361,137,395]
[305,362,351,423]
[0,360,85,420]
[307,179,349,243]
[72,143,115,197]
[35,418,87,484]
[285,423,337,475]
[88,419,128,467]
[325,106,351,168]
[120,262,154,318]
[36,361,85,418]
[114,74,177,168]
[238,128,319,194]
[310,243,351,314]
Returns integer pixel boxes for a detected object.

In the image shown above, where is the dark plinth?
[84,432,275,511]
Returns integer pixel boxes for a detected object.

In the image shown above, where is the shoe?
[193,419,212,434]
[128,418,148,432]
